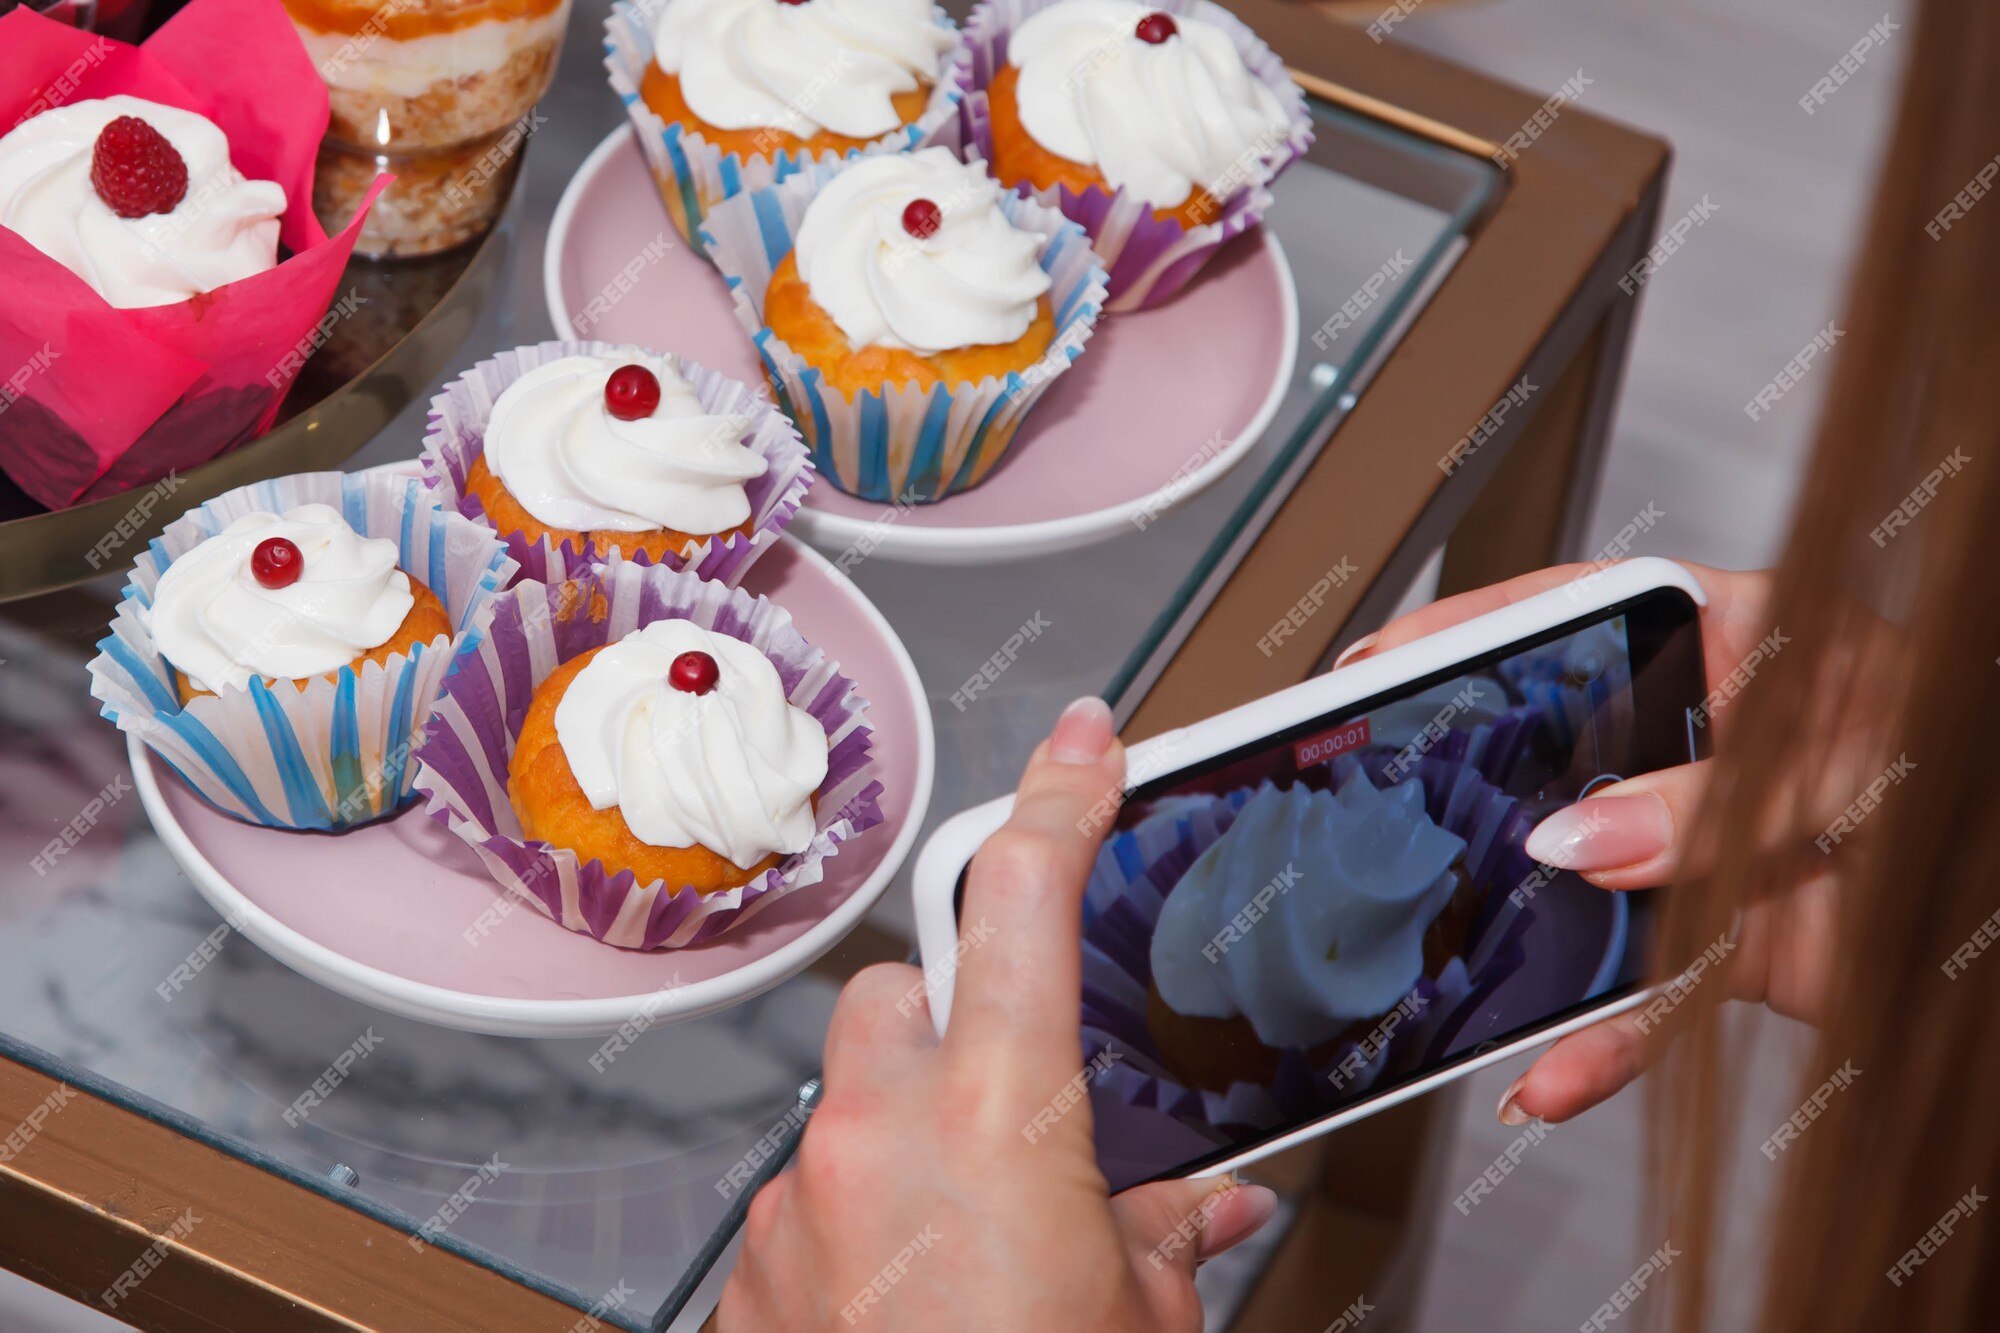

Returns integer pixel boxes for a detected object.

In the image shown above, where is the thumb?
[1112,1176,1280,1280]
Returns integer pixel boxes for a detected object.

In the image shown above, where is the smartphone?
[911,558,1708,1190]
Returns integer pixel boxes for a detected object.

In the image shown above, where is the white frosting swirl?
[554,621,828,870]
[793,148,1051,354]
[654,0,950,141]
[484,350,765,535]
[0,95,285,310]
[1007,0,1291,208]
[144,505,417,694]
[1149,775,1466,1050]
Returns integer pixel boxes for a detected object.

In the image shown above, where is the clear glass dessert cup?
[284,0,572,258]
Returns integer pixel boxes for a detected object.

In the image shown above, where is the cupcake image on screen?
[1141,773,1475,1093]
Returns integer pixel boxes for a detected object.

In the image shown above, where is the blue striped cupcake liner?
[606,0,968,256]
[87,470,518,831]
[410,561,884,950]
[419,340,812,588]
[699,157,1109,503]
[955,0,1312,311]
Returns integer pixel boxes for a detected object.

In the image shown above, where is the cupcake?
[412,563,884,950]
[144,504,456,703]
[702,147,1107,501]
[0,96,286,309]
[422,342,813,586]
[87,471,516,831]
[0,0,382,512]
[511,620,827,895]
[1143,773,1473,1092]
[957,0,1312,309]
[605,0,965,249]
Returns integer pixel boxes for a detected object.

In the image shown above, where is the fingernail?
[1496,1075,1530,1126]
[1197,1182,1279,1259]
[1050,697,1114,764]
[1523,795,1671,872]
[1333,632,1379,670]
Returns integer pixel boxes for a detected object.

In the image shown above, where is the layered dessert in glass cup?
[284,0,570,256]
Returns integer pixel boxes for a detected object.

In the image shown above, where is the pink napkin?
[0,0,384,510]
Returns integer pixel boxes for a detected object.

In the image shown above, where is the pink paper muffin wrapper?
[605,0,968,254]
[955,0,1312,311]
[1080,738,1545,1138]
[86,470,518,831]
[0,0,385,509]
[420,340,813,587]
[410,561,884,950]
[700,159,1108,503]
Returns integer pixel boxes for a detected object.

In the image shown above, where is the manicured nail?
[1197,1182,1279,1259]
[1333,632,1380,669]
[1496,1075,1530,1126]
[1524,795,1671,872]
[1050,697,1114,764]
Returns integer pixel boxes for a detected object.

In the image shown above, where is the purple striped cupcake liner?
[1080,738,1540,1137]
[699,158,1108,503]
[410,561,884,950]
[606,0,968,255]
[955,0,1312,311]
[420,340,812,588]
[86,470,518,831]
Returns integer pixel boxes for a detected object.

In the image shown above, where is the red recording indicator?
[1293,717,1371,769]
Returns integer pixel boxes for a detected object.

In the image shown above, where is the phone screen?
[1069,587,1705,1190]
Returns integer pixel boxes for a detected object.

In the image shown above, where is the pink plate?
[130,531,935,1038]
[544,127,1299,565]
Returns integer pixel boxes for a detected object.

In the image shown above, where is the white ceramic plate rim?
[130,532,936,1039]
[543,124,1301,565]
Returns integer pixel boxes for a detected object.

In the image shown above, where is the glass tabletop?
[0,5,1500,1326]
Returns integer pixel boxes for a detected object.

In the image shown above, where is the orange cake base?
[641,63,930,160]
[464,453,751,564]
[764,251,1056,397]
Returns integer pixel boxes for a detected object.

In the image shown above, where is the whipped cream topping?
[0,95,285,309]
[144,504,417,694]
[1007,0,1292,208]
[484,350,765,536]
[654,0,950,141]
[792,148,1051,355]
[554,621,828,870]
[293,11,568,99]
[1149,775,1467,1050]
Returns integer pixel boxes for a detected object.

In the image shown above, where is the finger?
[1522,750,1880,891]
[823,963,934,1093]
[1112,1177,1278,1281]
[1496,1010,1652,1125]
[946,698,1125,1076]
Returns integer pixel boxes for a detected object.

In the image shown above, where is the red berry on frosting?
[90,115,190,219]
[901,197,943,241]
[604,364,662,421]
[776,0,810,6]
[1135,11,1178,42]
[669,650,721,695]
[250,537,302,589]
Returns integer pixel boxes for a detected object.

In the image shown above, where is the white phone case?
[910,557,1707,1178]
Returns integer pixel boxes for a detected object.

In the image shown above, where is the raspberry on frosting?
[90,115,190,219]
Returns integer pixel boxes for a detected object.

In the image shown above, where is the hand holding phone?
[915,558,1714,1189]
